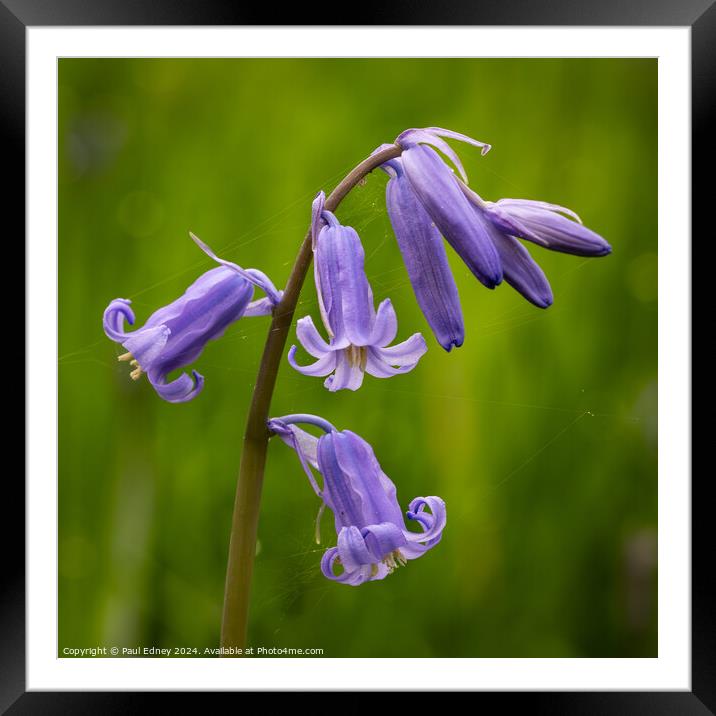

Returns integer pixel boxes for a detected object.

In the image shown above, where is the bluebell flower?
[268,414,446,586]
[395,127,502,289]
[460,184,611,307]
[102,233,282,403]
[379,150,464,351]
[477,197,613,257]
[288,192,427,391]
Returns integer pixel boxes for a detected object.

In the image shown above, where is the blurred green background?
[58,59,657,658]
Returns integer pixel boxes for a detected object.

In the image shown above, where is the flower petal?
[287,345,337,377]
[371,333,428,366]
[386,166,464,351]
[365,353,413,378]
[267,420,320,469]
[320,546,388,586]
[266,419,322,496]
[316,223,375,346]
[367,299,398,348]
[490,231,553,308]
[472,208,554,308]
[401,145,502,288]
[317,432,369,528]
[400,496,447,559]
[360,522,407,562]
[337,525,374,572]
[493,200,611,257]
[149,369,204,404]
[405,496,447,544]
[365,336,427,379]
[396,128,470,182]
[103,298,135,341]
[122,324,171,371]
[497,198,582,224]
[479,202,547,246]
[190,232,282,303]
[311,191,326,248]
[295,315,332,358]
[242,293,282,317]
[312,231,334,340]
[326,430,404,528]
[424,126,491,156]
[324,350,365,392]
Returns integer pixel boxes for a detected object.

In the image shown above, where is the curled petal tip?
[189,230,208,253]
[103,298,136,341]
[151,369,205,404]
[288,344,337,378]
[424,126,492,153]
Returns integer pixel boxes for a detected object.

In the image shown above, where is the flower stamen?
[346,345,367,370]
[382,549,407,573]
[118,351,144,380]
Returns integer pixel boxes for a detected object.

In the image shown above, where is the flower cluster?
[102,126,610,585]
[379,127,611,349]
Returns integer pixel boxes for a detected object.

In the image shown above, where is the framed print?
[9,0,703,709]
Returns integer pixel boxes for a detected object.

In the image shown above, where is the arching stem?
[220,143,402,652]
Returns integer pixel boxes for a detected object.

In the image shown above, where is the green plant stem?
[220,143,402,653]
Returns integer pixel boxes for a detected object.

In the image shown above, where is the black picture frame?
[6,1,701,710]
